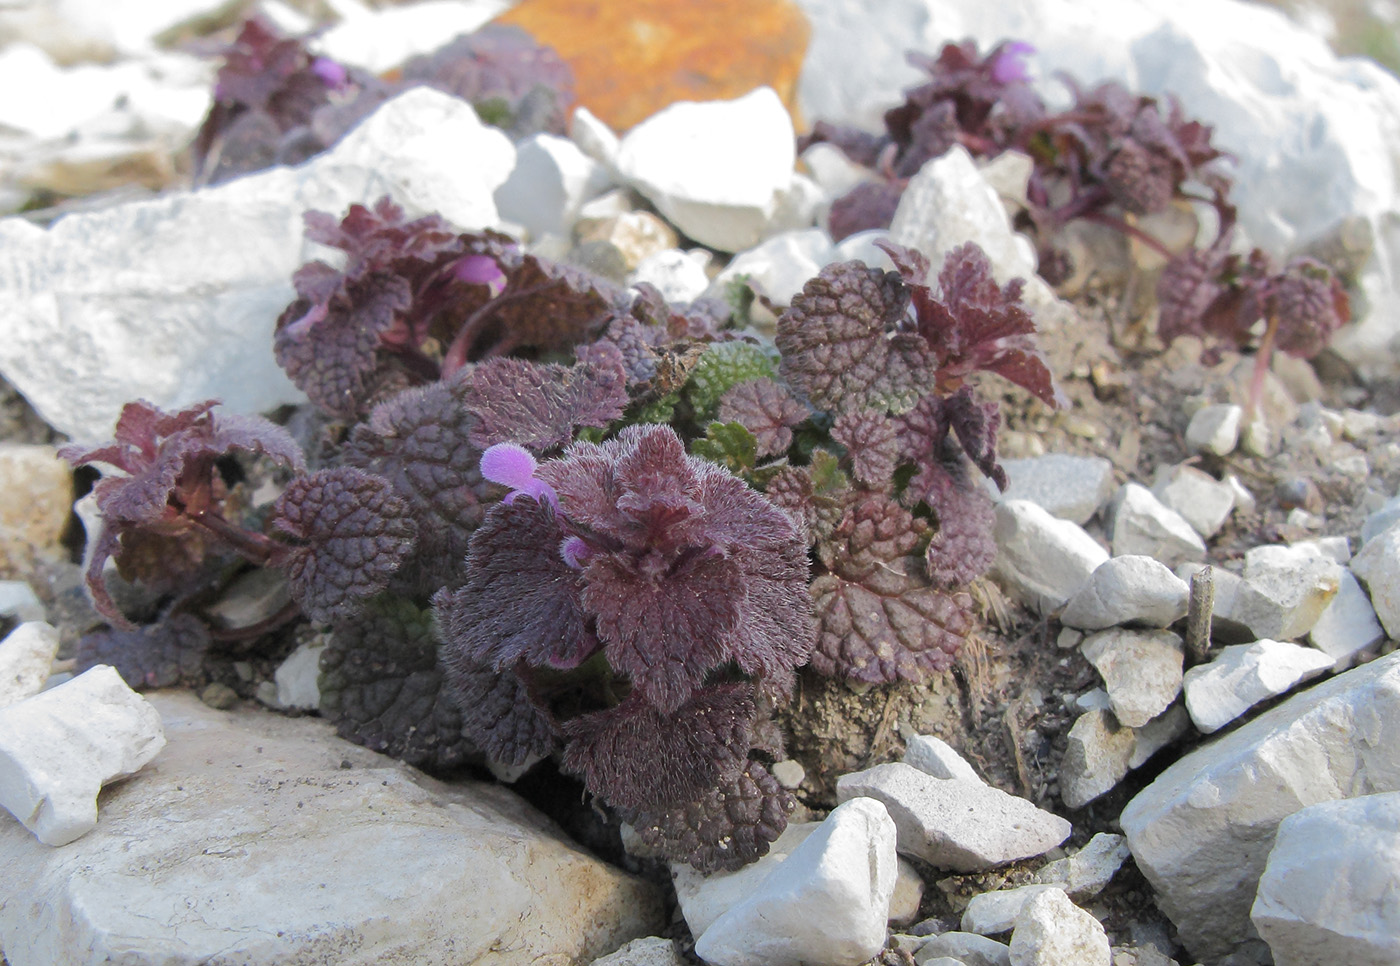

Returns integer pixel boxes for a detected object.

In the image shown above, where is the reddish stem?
[187,511,281,567]
[1246,313,1280,422]
[440,282,557,378]
[1079,211,1174,260]
[204,599,303,644]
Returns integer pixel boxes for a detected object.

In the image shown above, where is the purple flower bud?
[454,254,506,296]
[310,57,348,90]
[480,442,538,490]
[559,536,591,569]
[990,41,1035,85]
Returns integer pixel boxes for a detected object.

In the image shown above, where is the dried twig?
[1186,566,1215,666]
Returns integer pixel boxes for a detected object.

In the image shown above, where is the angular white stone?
[0,88,515,442]
[1126,704,1191,769]
[693,798,897,966]
[1309,570,1386,668]
[0,581,44,623]
[915,931,1011,966]
[273,640,325,712]
[495,133,609,241]
[992,500,1109,615]
[1360,497,1400,546]
[903,734,982,783]
[962,884,1063,936]
[1225,474,1257,515]
[1079,627,1184,727]
[0,665,164,847]
[1031,833,1130,899]
[0,0,233,59]
[1241,543,1343,641]
[673,822,819,938]
[1151,464,1235,539]
[0,692,660,963]
[1059,710,1134,809]
[711,228,832,306]
[771,759,805,789]
[571,105,621,168]
[1252,792,1400,966]
[1061,557,1189,631]
[889,858,925,925]
[1185,404,1243,456]
[591,936,687,966]
[837,762,1070,872]
[1008,888,1111,966]
[629,249,712,303]
[997,454,1115,526]
[614,88,795,253]
[1351,524,1400,638]
[0,621,59,709]
[1107,484,1206,569]
[313,0,512,73]
[1121,651,1400,963]
[1183,639,1333,734]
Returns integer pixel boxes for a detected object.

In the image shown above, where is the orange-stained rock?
[495,0,809,132]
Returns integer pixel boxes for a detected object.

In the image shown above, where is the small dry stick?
[1186,566,1215,666]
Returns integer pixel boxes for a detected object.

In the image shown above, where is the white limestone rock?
[991,500,1109,615]
[0,622,59,710]
[1031,833,1130,899]
[0,691,661,964]
[1120,652,1400,964]
[1151,464,1236,539]
[1351,524,1400,638]
[673,822,819,939]
[0,87,515,442]
[571,105,621,168]
[693,798,897,966]
[591,936,687,966]
[629,249,711,303]
[273,639,325,712]
[963,884,1063,936]
[1126,704,1191,769]
[1185,404,1243,456]
[1079,627,1184,727]
[1061,557,1189,632]
[837,762,1070,872]
[0,665,164,847]
[1252,792,1400,966]
[0,0,234,59]
[904,734,982,783]
[613,88,796,253]
[771,759,805,790]
[0,582,44,624]
[1059,710,1135,809]
[710,228,833,306]
[1007,888,1111,966]
[916,931,1011,966]
[1241,543,1344,641]
[889,858,926,926]
[495,133,609,241]
[1107,484,1206,569]
[997,454,1115,525]
[312,0,512,74]
[1309,570,1386,668]
[1360,497,1400,546]
[1183,639,1333,734]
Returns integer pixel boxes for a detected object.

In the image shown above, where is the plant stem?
[188,511,281,567]
[440,282,557,378]
[1246,313,1280,422]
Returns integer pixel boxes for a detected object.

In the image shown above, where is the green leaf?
[690,421,759,473]
[684,341,779,418]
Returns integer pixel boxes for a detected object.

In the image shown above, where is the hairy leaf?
[916,438,998,587]
[620,759,794,873]
[717,377,808,458]
[560,684,756,811]
[320,597,474,770]
[74,613,211,690]
[441,663,559,766]
[831,409,901,488]
[271,467,417,624]
[690,421,760,476]
[458,356,628,452]
[685,341,780,418]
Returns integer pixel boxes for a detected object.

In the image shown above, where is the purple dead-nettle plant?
[435,423,815,870]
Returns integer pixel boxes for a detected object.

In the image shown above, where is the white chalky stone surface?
[992,500,1109,615]
[273,640,325,712]
[1151,464,1236,538]
[1309,570,1386,668]
[1060,556,1188,631]
[903,734,982,783]
[494,132,608,241]
[1079,627,1184,727]
[962,884,1063,936]
[1121,652,1400,963]
[1361,498,1400,546]
[837,762,1070,872]
[590,936,687,966]
[1185,404,1242,456]
[673,822,819,939]
[693,798,897,966]
[0,621,59,709]
[1183,639,1334,734]
[312,0,513,74]
[997,454,1115,525]
[0,692,661,965]
[0,87,515,442]
[1241,543,1343,641]
[613,87,795,253]
[1007,888,1111,966]
[1107,484,1206,569]
[710,228,834,306]
[1059,710,1134,809]
[1031,833,1130,898]
[889,858,925,925]
[915,931,1012,966]
[0,665,164,847]
[1252,792,1400,966]
[1351,524,1400,638]
[0,582,44,624]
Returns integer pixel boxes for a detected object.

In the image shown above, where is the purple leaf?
[458,356,628,453]
[717,377,808,458]
[831,409,902,488]
[271,467,417,624]
[75,613,211,690]
[440,663,559,767]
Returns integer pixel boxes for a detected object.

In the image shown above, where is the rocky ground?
[2,1,1400,965]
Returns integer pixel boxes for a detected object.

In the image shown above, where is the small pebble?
[1275,477,1323,513]
[771,759,805,789]
[200,682,239,710]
